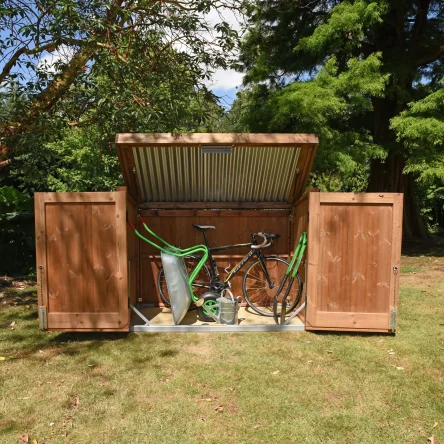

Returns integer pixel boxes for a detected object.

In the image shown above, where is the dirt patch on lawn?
[0,276,37,309]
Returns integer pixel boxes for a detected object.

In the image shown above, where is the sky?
[202,7,246,108]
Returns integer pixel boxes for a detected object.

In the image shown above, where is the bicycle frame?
[200,233,274,290]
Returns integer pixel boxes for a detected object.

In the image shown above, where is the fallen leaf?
[0,357,5,361]
[197,435,205,440]
[428,435,435,444]
[200,416,206,422]
[26,305,30,309]
[395,366,404,371]
[214,404,224,412]
[32,440,37,444]
[307,360,313,364]
[271,370,280,375]
[72,396,79,407]
[49,422,54,427]
[433,422,438,428]
[18,434,29,442]
[145,405,153,411]
[10,321,16,328]
[229,404,240,413]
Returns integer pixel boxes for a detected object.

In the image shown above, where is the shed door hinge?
[39,306,47,330]
[389,308,397,331]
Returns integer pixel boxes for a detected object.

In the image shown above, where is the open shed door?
[306,193,403,333]
[34,191,130,331]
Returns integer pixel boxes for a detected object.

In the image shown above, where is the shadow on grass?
[313,331,395,338]
[402,236,444,257]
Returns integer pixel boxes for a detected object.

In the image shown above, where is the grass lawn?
[1,248,443,444]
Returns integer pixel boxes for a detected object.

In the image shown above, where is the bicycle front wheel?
[242,257,302,317]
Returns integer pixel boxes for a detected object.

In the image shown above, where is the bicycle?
[157,224,303,320]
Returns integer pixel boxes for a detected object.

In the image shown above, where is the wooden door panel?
[35,192,129,331]
[306,193,403,332]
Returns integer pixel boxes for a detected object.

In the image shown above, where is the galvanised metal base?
[130,323,305,332]
[129,303,306,332]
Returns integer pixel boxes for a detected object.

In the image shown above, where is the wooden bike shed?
[34,133,403,333]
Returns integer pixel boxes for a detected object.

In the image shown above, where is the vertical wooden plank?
[306,191,320,327]
[355,205,369,314]
[34,194,48,328]
[365,205,380,313]
[92,204,119,312]
[115,189,129,328]
[338,204,350,312]
[376,205,393,313]
[390,194,404,329]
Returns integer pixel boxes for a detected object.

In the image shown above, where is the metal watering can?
[204,290,242,325]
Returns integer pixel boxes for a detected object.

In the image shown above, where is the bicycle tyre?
[242,256,303,317]
[157,256,211,307]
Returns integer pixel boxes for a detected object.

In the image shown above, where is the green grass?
[1,253,443,444]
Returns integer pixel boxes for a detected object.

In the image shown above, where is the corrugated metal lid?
[116,133,318,207]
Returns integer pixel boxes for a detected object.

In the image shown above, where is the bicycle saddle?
[192,224,215,231]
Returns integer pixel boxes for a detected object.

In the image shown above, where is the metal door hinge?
[389,308,397,331]
[39,306,47,330]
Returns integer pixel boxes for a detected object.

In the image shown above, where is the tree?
[237,0,444,237]
[0,0,240,157]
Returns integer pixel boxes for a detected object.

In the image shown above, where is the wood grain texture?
[138,210,291,304]
[289,191,312,322]
[116,133,319,146]
[305,192,403,332]
[139,202,293,210]
[35,192,130,331]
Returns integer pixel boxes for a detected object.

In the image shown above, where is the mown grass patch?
[1,253,443,443]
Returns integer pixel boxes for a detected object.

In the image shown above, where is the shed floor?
[131,306,304,332]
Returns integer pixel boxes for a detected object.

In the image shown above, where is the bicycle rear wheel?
[242,257,302,317]
[157,256,211,307]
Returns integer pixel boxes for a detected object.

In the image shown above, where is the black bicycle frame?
[198,230,274,290]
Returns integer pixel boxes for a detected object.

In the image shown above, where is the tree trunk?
[367,156,429,239]
[369,97,429,239]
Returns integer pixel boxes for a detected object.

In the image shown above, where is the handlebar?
[251,232,272,249]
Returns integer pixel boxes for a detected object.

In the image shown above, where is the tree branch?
[416,43,444,67]
[0,42,58,84]
[22,46,97,126]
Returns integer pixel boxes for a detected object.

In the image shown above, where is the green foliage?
[236,0,444,232]
[0,186,34,274]
[41,127,122,192]
[391,83,444,231]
